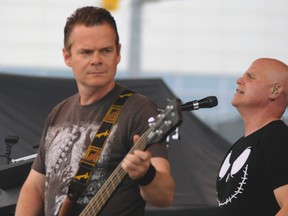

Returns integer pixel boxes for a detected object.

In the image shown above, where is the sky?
[0,0,287,77]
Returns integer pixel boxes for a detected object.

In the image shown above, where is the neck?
[79,82,115,105]
[240,110,281,136]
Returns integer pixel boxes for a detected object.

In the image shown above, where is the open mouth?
[236,89,244,94]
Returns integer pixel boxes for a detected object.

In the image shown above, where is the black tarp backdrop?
[0,73,230,216]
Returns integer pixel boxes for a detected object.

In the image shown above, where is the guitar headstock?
[147,98,183,144]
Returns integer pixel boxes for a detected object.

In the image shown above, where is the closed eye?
[246,72,256,80]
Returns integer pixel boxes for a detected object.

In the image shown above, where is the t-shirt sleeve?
[267,143,288,189]
[31,112,54,175]
[32,129,47,174]
[264,124,288,190]
[127,94,169,159]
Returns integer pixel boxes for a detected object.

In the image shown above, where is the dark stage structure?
[0,73,229,216]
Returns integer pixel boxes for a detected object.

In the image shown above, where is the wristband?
[136,164,156,186]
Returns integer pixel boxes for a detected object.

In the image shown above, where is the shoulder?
[50,93,79,112]
[116,82,158,112]
[264,120,288,138]
[45,93,79,122]
[54,93,79,108]
[259,120,288,152]
[127,93,158,117]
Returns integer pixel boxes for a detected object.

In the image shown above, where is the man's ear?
[116,43,121,64]
[272,87,278,94]
[62,48,72,67]
[270,83,283,100]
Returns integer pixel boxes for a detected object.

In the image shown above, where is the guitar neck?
[80,129,152,216]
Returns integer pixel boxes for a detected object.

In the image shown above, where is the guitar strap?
[67,88,134,201]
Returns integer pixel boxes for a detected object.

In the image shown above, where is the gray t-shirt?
[33,83,168,216]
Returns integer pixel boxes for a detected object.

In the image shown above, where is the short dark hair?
[63,6,119,51]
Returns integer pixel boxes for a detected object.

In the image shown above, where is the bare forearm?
[140,169,175,207]
[276,204,288,216]
[122,148,175,207]
[15,169,45,216]
[15,185,45,216]
[276,208,288,216]
[274,184,288,216]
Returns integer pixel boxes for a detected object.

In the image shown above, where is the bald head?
[239,58,288,115]
[251,58,288,84]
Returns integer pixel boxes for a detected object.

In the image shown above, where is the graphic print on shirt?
[44,122,117,215]
[217,146,251,207]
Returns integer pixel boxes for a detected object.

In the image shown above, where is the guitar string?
[80,129,152,216]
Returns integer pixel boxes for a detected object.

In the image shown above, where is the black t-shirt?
[33,83,168,216]
[217,120,288,216]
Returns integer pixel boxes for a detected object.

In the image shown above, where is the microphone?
[181,96,218,111]
[5,135,19,145]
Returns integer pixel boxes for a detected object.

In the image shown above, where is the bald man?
[217,58,288,216]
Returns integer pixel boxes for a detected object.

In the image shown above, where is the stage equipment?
[181,96,218,111]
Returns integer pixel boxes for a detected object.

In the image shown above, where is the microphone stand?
[3,135,19,164]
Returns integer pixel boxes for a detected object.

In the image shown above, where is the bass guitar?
[59,98,182,216]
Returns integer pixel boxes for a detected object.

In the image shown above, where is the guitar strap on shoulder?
[67,88,134,201]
